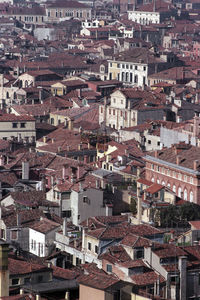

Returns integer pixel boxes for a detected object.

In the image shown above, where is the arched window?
[151,177,154,183]
[134,75,138,84]
[125,72,129,82]
[121,72,125,81]
[162,181,165,186]
[173,185,176,193]
[6,92,9,99]
[178,187,182,197]
[157,179,160,184]
[167,183,171,188]
[25,80,28,88]
[190,191,193,202]
[184,189,187,200]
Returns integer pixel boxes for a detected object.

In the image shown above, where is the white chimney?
[22,161,29,180]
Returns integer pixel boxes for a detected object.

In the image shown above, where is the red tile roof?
[0,114,35,122]
[9,258,49,275]
[29,217,60,234]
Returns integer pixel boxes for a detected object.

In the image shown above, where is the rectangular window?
[95,245,98,254]
[10,230,18,240]
[31,239,34,249]
[12,123,17,128]
[0,229,5,239]
[113,109,115,115]
[151,164,154,170]
[24,277,30,284]
[190,177,193,184]
[106,264,112,273]
[88,242,91,250]
[148,140,151,144]
[109,109,111,115]
[12,278,19,285]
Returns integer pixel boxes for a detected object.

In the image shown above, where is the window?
[190,191,193,202]
[148,140,151,144]
[151,164,154,170]
[173,185,176,193]
[109,109,111,115]
[157,141,160,146]
[88,242,91,250]
[0,229,5,240]
[106,264,112,273]
[184,175,187,182]
[184,189,187,200]
[34,240,36,251]
[135,66,138,70]
[95,245,98,254]
[10,230,18,240]
[83,196,88,203]
[37,275,43,283]
[178,173,182,180]
[113,109,115,115]
[190,177,193,184]
[121,100,123,104]
[12,278,19,285]
[178,187,182,198]
[24,277,30,284]
[12,123,17,128]
[31,239,34,249]
[20,123,25,128]
[134,75,138,83]
[144,66,146,71]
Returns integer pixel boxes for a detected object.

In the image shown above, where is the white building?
[29,218,60,257]
[128,10,160,25]
[0,114,36,143]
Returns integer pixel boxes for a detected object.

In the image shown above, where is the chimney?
[43,136,47,143]
[17,213,21,227]
[84,155,87,164]
[22,161,29,180]
[68,118,74,131]
[77,166,81,179]
[193,113,200,137]
[137,187,142,225]
[52,138,55,143]
[176,155,181,165]
[178,256,187,300]
[106,205,111,216]
[154,150,158,158]
[0,242,9,297]
[82,228,86,251]
[194,160,199,171]
[63,218,67,236]
[62,164,67,180]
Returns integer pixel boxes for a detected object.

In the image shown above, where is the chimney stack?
[22,161,29,180]
[63,218,67,236]
[178,256,187,300]
[176,155,181,165]
[194,160,199,171]
[0,242,9,297]
[137,187,142,225]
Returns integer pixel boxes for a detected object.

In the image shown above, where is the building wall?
[0,120,35,142]
[145,158,199,204]
[6,14,45,24]
[46,7,91,22]
[29,228,46,257]
[128,11,160,25]
[79,284,106,300]
[108,61,148,87]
